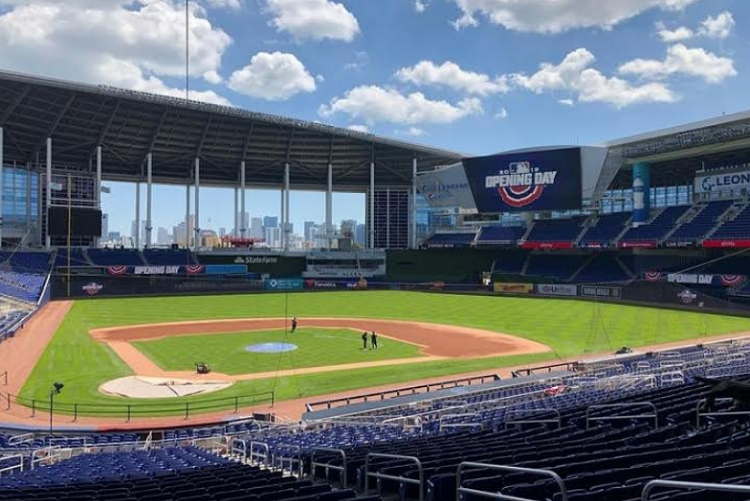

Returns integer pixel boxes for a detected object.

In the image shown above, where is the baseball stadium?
[3,69,750,501]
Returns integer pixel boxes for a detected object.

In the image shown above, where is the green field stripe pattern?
[132,328,422,375]
[19,291,750,416]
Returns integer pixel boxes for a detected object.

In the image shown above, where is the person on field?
[291,317,298,333]
[361,331,368,350]
[371,331,378,350]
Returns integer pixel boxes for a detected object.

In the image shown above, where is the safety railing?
[642,480,750,501]
[30,446,64,470]
[504,408,562,430]
[439,413,483,433]
[0,454,24,477]
[7,432,34,446]
[694,397,750,427]
[585,402,658,429]
[456,462,568,501]
[249,441,270,467]
[230,438,248,462]
[273,444,303,477]
[310,447,347,487]
[365,453,424,501]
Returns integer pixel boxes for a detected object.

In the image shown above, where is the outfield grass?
[19,291,750,416]
[132,328,422,375]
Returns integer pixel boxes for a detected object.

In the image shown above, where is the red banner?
[618,240,657,249]
[703,239,750,248]
[520,241,574,250]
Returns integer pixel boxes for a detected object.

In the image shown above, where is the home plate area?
[99,376,233,399]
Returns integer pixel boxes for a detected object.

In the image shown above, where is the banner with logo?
[536,284,578,297]
[416,163,477,209]
[303,279,358,290]
[703,239,750,249]
[464,147,582,213]
[581,285,622,298]
[493,282,533,294]
[264,278,304,291]
[695,168,750,194]
[643,272,745,288]
[105,265,246,276]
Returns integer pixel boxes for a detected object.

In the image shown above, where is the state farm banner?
[643,272,745,287]
[415,162,477,210]
[695,168,750,194]
[464,147,582,213]
[536,284,578,297]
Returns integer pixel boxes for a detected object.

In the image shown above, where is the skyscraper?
[263,216,279,228]
[304,221,316,243]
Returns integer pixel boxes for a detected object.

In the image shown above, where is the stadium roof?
[0,70,464,190]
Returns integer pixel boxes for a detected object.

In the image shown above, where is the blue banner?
[265,278,304,291]
[204,264,247,275]
[464,147,582,213]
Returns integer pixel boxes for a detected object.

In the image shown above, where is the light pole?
[49,382,64,438]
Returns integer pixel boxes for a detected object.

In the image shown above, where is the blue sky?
[1,0,747,236]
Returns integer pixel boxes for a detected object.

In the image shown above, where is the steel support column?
[233,187,238,238]
[284,162,290,251]
[146,153,153,247]
[240,161,246,238]
[369,161,375,249]
[194,157,200,251]
[326,162,333,249]
[134,182,140,249]
[95,146,102,246]
[185,184,190,248]
[45,137,52,249]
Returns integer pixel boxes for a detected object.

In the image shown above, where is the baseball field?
[15,291,750,418]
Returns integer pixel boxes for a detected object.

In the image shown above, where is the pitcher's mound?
[100,376,233,399]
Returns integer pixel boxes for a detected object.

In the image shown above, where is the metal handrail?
[456,462,567,501]
[504,408,562,430]
[30,445,63,470]
[231,438,247,462]
[0,454,24,476]
[7,432,34,446]
[439,413,483,432]
[249,441,270,467]
[694,397,750,427]
[365,453,424,501]
[274,444,303,477]
[310,447,347,487]
[642,480,750,501]
[585,402,658,429]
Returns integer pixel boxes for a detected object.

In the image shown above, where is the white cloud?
[558,98,575,106]
[397,127,427,137]
[347,124,370,133]
[206,0,243,9]
[654,11,735,42]
[655,22,694,42]
[494,107,509,119]
[698,11,734,39]
[265,0,360,42]
[415,0,429,13]
[202,70,223,85]
[228,52,316,101]
[396,60,509,96]
[319,86,483,125]
[450,0,698,33]
[0,0,232,104]
[344,51,369,71]
[619,44,736,83]
[511,48,677,108]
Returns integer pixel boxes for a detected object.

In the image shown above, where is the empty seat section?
[619,206,690,244]
[578,212,630,247]
[524,217,585,245]
[476,226,525,245]
[668,201,733,242]
[710,205,750,240]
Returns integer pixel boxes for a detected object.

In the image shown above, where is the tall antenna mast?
[185,0,190,101]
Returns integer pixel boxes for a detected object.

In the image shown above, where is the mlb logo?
[509,161,531,174]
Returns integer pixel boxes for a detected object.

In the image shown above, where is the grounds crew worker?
[361,331,368,349]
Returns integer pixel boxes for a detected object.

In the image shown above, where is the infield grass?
[19,291,750,416]
[132,328,422,375]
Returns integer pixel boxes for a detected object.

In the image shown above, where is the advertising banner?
[303,279,358,290]
[643,272,745,288]
[493,282,533,294]
[581,285,622,298]
[632,162,651,224]
[104,265,246,276]
[695,168,750,194]
[703,239,750,249]
[618,241,657,249]
[53,276,265,299]
[521,241,574,250]
[416,162,477,209]
[536,284,578,297]
[264,278,304,291]
[464,147,582,213]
